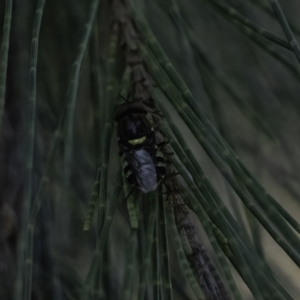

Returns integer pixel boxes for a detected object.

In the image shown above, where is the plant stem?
[268,0,300,63]
[0,0,12,134]
[204,0,291,50]
[15,1,45,300]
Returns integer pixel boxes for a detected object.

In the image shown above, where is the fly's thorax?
[114,98,157,143]
[117,113,152,141]
[116,112,156,154]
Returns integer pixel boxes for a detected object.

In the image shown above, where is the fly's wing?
[125,148,157,193]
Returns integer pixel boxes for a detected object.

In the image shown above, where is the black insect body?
[114,100,165,193]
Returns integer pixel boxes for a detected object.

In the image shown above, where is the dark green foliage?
[0,0,300,300]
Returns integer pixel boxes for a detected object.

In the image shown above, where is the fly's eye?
[128,136,147,145]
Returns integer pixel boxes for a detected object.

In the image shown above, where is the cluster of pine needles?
[1,0,300,299]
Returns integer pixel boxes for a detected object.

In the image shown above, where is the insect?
[114,94,166,193]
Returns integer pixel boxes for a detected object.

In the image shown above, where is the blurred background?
[1,0,300,299]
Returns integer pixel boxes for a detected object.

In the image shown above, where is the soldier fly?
[114,94,165,193]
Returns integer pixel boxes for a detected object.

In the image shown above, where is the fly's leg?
[121,156,139,229]
[155,149,169,195]
[157,139,172,153]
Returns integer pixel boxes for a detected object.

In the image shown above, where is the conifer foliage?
[0,0,300,299]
